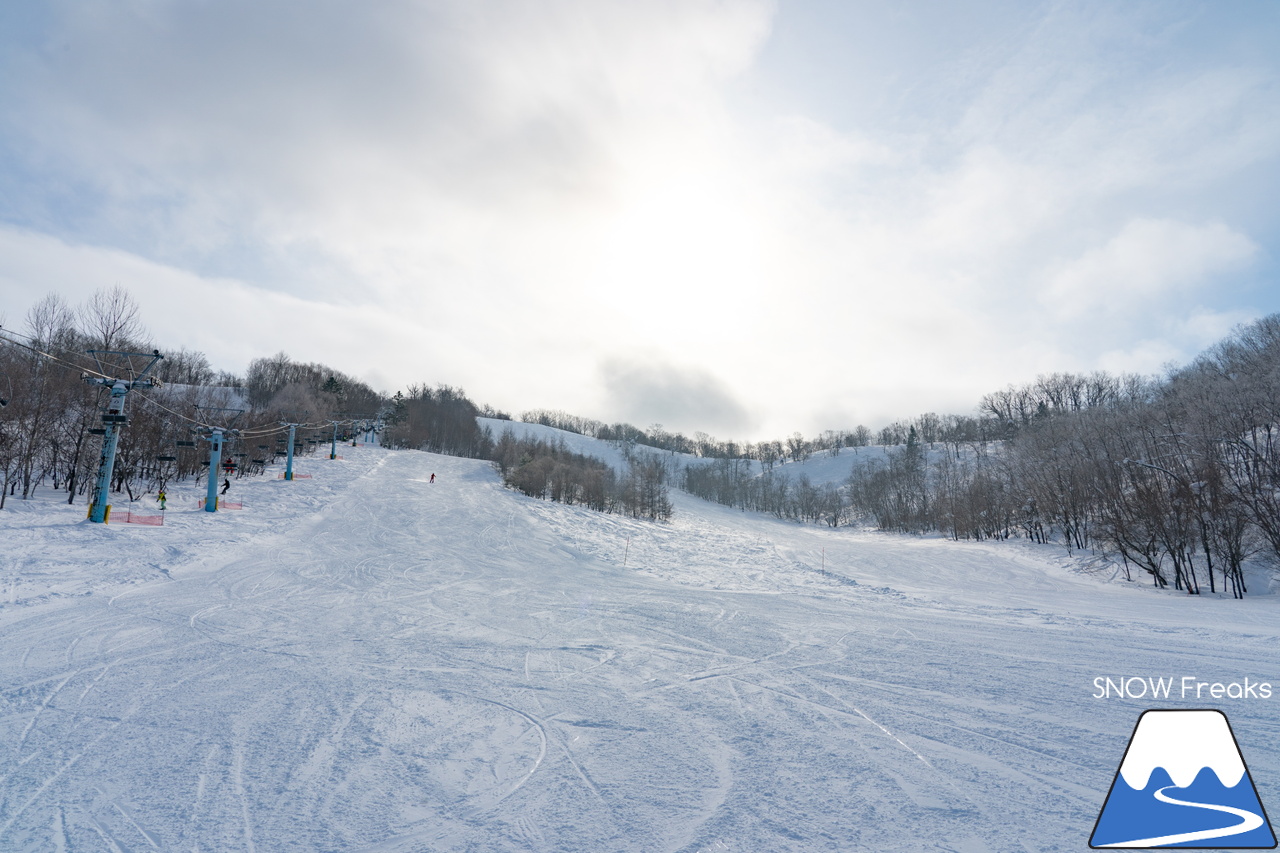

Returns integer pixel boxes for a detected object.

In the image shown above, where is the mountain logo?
[1091,709,1276,848]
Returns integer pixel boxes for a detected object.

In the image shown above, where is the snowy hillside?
[478,417,699,474]
[2,442,1277,851]
[478,416,963,491]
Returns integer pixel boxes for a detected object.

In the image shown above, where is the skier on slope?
[157,489,167,511]
[430,473,435,483]
[221,477,231,496]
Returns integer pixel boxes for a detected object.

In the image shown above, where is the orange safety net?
[117,510,164,526]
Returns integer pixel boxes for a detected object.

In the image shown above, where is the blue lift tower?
[84,350,164,524]
[195,406,244,511]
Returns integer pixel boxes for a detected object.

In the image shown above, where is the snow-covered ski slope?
[2,442,1277,851]
[479,415,960,488]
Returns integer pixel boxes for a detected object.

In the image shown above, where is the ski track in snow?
[0,443,1277,851]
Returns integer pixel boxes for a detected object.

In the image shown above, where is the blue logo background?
[1090,710,1275,849]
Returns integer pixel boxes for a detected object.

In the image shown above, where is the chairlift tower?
[279,416,306,481]
[330,412,372,458]
[84,350,164,523]
[196,406,244,512]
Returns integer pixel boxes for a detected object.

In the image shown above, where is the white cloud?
[1,1,1277,439]
[600,355,755,436]
[1095,306,1261,377]
[1042,219,1257,318]
[5,1,775,290]
[0,226,430,392]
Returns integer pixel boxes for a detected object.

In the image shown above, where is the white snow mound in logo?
[1119,710,1246,790]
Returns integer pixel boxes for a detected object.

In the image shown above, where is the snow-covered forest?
[685,320,1280,599]
[4,286,1280,599]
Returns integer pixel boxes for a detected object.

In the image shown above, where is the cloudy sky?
[1,1,1277,440]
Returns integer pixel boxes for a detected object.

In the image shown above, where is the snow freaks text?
[1092,676,1273,701]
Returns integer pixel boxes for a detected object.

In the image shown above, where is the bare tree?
[80,285,145,352]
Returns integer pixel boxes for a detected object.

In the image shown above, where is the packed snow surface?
[2,441,1277,851]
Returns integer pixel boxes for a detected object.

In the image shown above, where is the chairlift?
[157,455,177,462]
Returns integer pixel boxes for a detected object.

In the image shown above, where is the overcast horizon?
[2,1,1278,441]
